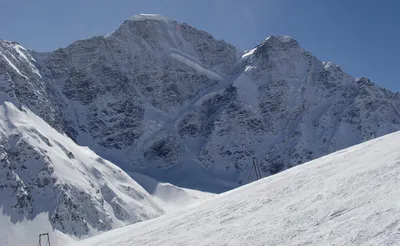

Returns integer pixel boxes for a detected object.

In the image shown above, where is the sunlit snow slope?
[129,172,215,213]
[0,96,164,246]
[76,131,400,246]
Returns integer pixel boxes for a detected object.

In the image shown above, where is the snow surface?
[241,47,256,59]
[0,210,73,246]
[130,14,170,22]
[274,35,296,43]
[169,53,223,80]
[0,54,27,79]
[76,131,400,245]
[129,172,215,213]
[233,72,260,110]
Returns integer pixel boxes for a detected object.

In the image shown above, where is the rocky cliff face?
[1,14,400,193]
[195,36,400,181]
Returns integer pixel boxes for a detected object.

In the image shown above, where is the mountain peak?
[129,14,171,22]
[249,35,301,60]
[266,35,296,43]
[260,34,300,49]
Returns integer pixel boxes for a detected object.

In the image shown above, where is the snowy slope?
[129,172,215,213]
[0,95,164,245]
[76,131,400,246]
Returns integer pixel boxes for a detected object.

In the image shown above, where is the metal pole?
[252,157,261,180]
[256,158,262,179]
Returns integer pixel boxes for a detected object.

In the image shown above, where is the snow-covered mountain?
[75,130,400,246]
[3,14,398,191]
[1,13,400,243]
[0,93,165,245]
[1,14,242,190]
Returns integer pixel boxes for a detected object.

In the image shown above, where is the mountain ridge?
[1,15,400,190]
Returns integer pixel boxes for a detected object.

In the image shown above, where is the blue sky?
[1,0,399,91]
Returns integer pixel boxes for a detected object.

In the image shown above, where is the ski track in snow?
[76,131,400,246]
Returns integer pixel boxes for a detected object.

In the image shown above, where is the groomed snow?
[75,131,400,245]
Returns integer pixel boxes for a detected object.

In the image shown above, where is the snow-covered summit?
[258,34,300,49]
[130,14,170,22]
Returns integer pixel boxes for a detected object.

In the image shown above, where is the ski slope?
[76,131,400,246]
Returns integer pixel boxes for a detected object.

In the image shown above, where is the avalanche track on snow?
[76,131,400,246]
